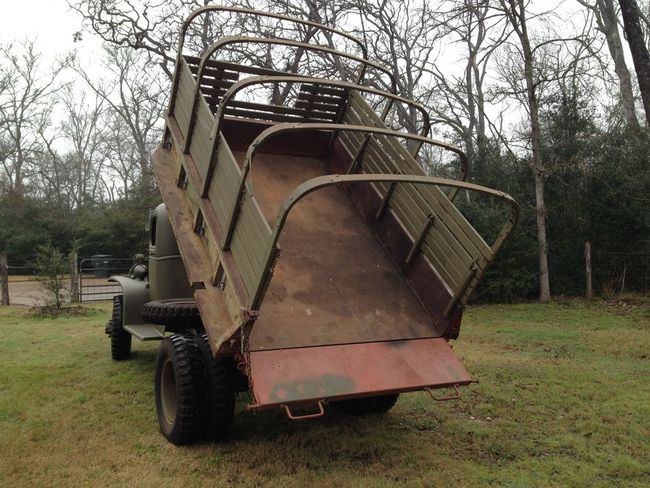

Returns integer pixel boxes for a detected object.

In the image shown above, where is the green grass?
[0,299,648,487]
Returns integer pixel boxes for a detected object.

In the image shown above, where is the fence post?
[585,241,593,299]
[0,253,9,306]
[620,262,627,297]
[70,252,79,304]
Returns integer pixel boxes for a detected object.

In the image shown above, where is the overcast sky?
[0,0,614,140]
[0,0,100,60]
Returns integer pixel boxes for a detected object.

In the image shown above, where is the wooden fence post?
[70,252,79,304]
[1,253,9,306]
[585,241,593,299]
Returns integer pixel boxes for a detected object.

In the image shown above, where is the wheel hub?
[160,359,177,424]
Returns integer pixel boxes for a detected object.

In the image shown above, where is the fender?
[108,276,150,326]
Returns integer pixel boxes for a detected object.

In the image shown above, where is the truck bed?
[158,52,518,409]
[230,150,440,351]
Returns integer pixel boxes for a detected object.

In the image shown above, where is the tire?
[332,394,399,415]
[193,333,236,441]
[155,334,203,445]
[142,299,203,330]
[109,295,132,361]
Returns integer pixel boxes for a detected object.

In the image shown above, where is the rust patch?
[269,375,356,403]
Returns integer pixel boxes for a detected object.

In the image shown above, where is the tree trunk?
[516,0,552,303]
[0,254,9,306]
[69,252,79,304]
[465,49,477,174]
[598,0,639,128]
[619,0,650,125]
[619,262,627,296]
[585,241,593,298]
[532,165,551,302]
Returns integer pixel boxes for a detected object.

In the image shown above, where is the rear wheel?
[332,394,399,415]
[109,295,131,361]
[155,334,203,445]
[193,333,236,441]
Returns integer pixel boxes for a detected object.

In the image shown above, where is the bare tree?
[425,0,510,176]
[576,0,639,128]
[492,0,593,302]
[71,0,368,105]
[102,113,144,201]
[36,86,108,211]
[68,0,202,78]
[74,46,166,191]
[0,40,65,196]
[618,0,650,124]
[68,0,357,82]
[356,0,441,130]
[62,86,107,207]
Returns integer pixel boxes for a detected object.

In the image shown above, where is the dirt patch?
[7,280,49,306]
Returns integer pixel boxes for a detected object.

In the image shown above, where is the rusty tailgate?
[248,337,474,408]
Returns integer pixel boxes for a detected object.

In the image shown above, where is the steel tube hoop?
[178,6,368,67]
[222,123,470,250]
[167,5,368,118]
[202,76,432,197]
[185,36,399,153]
[251,173,519,309]
[196,36,394,90]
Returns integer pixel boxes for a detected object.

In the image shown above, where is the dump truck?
[105,6,518,445]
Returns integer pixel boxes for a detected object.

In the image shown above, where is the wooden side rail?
[252,173,519,311]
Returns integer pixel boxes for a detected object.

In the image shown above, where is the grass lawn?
[0,299,648,487]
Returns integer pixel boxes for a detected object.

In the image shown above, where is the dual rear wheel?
[155,333,236,445]
[108,296,237,444]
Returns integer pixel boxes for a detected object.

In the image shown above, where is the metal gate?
[79,257,133,303]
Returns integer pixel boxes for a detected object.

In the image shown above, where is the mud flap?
[247,337,474,409]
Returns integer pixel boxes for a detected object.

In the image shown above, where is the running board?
[124,324,166,341]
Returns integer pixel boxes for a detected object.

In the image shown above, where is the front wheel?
[155,334,203,445]
[109,295,131,361]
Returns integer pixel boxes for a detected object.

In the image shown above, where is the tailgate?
[248,337,474,408]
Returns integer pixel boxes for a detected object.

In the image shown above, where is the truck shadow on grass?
[125,344,416,456]
[123,348,416,442]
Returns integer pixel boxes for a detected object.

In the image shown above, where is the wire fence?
[3,257,134,306]
[5,263,42,306]
[2,250,648,306]
[592,251,650,297]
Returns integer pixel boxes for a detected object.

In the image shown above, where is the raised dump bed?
[106,6,518,444]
